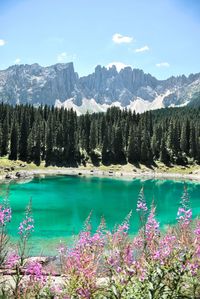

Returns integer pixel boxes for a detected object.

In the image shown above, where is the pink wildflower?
[194,221,200,257]
[58,243,65,255]
[187,262,199,276]
[132,232,144,248]
[0,205,11,225]
[77,288,91,299]
[26,261,46,283]
[5,252,20,269]
[177,207,192,226]
[145,207,160,243]
[136,188,148,212]
[18,216,34,236]
[153,234,176,263]
[177,185,192,226]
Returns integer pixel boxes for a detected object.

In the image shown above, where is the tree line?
[0,103,199,166]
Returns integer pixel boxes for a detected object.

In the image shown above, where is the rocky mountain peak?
[0,62,200,113]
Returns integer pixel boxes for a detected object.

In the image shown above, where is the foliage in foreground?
[0,187,200,298]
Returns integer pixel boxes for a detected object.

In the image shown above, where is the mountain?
[0,62,200,114]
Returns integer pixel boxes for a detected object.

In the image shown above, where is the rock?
[15,171,33,179]
[19,163,26,167]
[15,171,21,177]
[0,62,199,109]
[25,256,56,266]
[5,173,16,179]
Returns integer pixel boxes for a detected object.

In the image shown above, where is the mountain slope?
[0,62,200,113]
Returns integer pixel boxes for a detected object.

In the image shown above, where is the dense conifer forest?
[0,103,199,166]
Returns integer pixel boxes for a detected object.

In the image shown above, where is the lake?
[0,175,200,255]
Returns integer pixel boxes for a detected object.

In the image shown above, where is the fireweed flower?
[5,252,20,268]
[77,287,91,299]
[177,185,192,226]
[177,207,192,225]
[0,205,11,225]
[18,216,34,236]
[26,261,46,284]
[187,262,199,277]
[153,233,176,263]
[133,232,144,248]
[18,200,34,237]
[194,221,200,257]
[58,243,66,255]
[136,188,148,212]
[145,207,160,243]
[180,184,190,209]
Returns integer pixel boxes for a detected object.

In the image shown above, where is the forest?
[0,103,199,166]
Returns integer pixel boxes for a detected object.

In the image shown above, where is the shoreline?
[1,166,200,183]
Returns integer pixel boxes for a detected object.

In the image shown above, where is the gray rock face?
[0,62,78,105]
[0,62,200,109]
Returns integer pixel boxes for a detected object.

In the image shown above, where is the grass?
[80,161,200,175]
[0,157,199,177]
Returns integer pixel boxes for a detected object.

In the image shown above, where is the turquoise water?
[0,175,200,255]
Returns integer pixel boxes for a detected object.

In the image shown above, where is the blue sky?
[0,0,200,79]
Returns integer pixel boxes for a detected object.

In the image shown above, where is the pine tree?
[113,126,126,163]
[46,125,53,165]
[127,127,140,163]
[34,129,41,166]
[180,121,189,154]
[102,129,109,165]
[0,125,2,156]
[27,128,35,162]
[160,139,170,164]
[140,130,152,163]
[9,120,18,160]
[89,120,97,151]
[19,113,28,161]
[1,112,9,156]
[189,125,196,158]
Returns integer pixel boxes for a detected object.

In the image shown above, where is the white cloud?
[106,62,131,72]
[0,39,6,46]
[57,52,76,62]
[14,58,21,64]
[156,62,170,68]
[135,45,149,53]
[112,33,133,44]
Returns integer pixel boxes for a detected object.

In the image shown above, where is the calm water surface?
[0,175,199,255]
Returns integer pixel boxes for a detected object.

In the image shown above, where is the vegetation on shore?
[0,186,200,298]
[0,104,199,169]
[0,156,200,181]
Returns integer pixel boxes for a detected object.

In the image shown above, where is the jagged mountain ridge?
[0,62,200,114]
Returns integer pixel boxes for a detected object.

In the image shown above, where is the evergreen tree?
[160,139,170,164]
[19,113,28,161]
[180,121,189,154]
[113,126,126,164]
[9,120,18,160]
[189,125,196,159]
[1,112,9,156]
[89,120,97,151]
[128,127,140,163]
[102,129,109,165]
[140,130,152,163]
[0,125,2,156]
[34,129,41,166]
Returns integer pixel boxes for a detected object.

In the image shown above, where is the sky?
[0,0,200,79]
